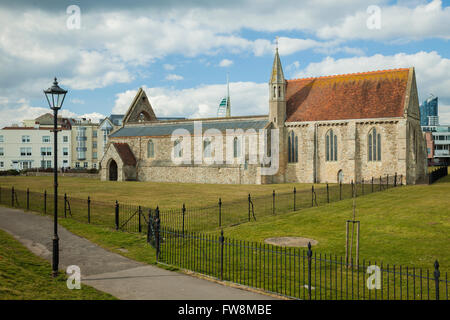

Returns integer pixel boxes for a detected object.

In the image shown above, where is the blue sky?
[0,0,449,126]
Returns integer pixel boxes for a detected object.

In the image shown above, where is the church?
[100,49,427,185]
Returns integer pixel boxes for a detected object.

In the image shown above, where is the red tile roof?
[113,143,136,166]
[286,68,410,122]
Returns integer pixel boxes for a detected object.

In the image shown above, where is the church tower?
[269,44,286,128]
[267,42,288,183]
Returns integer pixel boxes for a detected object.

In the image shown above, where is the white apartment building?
[0,126,72,170]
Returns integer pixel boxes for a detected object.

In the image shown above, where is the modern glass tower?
[419,95,438,126]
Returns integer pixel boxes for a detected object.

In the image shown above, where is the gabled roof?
[122,88,157,124]
[110,119,268,138]
[113,143,136,166]
[286,68,411,122]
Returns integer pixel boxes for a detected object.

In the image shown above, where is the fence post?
[434,260,440,300]
[218,198,222,227]
[372,177,374,192]
[351,180,354,198]
[379,176,382,191]
[394,172,397,187]
[293,187,296,211]
[44,190,47,214]
[248,194,251,221]
[138,205,142,233]
[219,229,224,281]
[307,242,312,300]
[64,193,67,218]
[386,174,389,189]
[272,190,275,214]
[339,182,342,200]
[115,200,119,230]
[155,206,160,262]
[11,186,14,207]
[26,188,29,210]
[400,174,403,186]
[326,183,329,203]
[87,196,91,224]
[311,185,314,207]
[182,203,186,235]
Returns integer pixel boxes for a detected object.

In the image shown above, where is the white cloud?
[70,99,85,105]
[165,74,184,81]
[163,64,176,71]
[317,0,450,40]
[112,82,268,118]
[219,59,233,67]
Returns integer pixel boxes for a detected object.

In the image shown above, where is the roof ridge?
[288,68,410,81]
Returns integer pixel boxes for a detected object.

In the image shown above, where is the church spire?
[270,38,285,84]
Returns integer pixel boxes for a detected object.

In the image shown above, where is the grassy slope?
[0,229,116,300]
[0,176,320,208]
[214,174,450,270]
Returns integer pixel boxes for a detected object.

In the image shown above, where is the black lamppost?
[44,77,67,277]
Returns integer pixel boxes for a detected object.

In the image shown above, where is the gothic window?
[147,140,154,158]
[174,138,183,158]
[278,86,281,98]
[203,138,212,158]
[368,128,381,161]
[273,86,276,98]
[288,131,298,163]
[233,137,241,158]
[326,129,338,161]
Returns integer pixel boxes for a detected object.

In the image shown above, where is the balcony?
[434,150,450,157]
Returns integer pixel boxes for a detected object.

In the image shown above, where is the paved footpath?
[0,207,275,300]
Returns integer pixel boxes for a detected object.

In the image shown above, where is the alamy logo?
[366,265,381,290]
[66,265,81,289]
[66,5,81,30]
[170,121,280,175]
[366,5,381,30]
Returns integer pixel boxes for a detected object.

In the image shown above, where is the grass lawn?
[0,176,321,209]
[0,228,116,300]
[213,173,450,270]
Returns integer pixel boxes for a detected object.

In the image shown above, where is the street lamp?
[44,77,67,277]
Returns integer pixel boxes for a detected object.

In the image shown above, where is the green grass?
[0,228,116,300]
[0,176,319,209]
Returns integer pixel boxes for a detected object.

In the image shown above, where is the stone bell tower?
[268,41,287,182]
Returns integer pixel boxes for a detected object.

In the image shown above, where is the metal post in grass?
[307,242,312,300]
[27,188,29,210]
[293,187,296,211]
[372,177,374,192]
[11,186,14,207]
[44,190,47,214]
[218,198,222,227]
[64,193,67,218]
[115,200,119,230]
[394,172,397,187]
[434,260,440,300]
[351,180,353,199]
[339,182,342,200]
[182,203,186,235]
[138,205,142,233]
[379,176,382,191]
[219,229,224,281]
[155,206,160,262]
[326,183,329,203]
[248,194,251,221]
[386,174,389,189]
[87,196,91,224]
[272,190,275,214]
[311,185,314,207]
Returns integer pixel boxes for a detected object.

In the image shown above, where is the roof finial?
[275,36,279,51]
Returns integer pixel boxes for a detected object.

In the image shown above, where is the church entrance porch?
[109,159,118,181]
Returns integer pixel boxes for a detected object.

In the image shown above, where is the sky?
[0,0,449,127]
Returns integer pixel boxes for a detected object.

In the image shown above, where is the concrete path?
[0,206,275,300]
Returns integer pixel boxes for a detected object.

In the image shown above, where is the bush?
[0,169,20,176]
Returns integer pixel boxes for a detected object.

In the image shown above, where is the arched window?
[203,138,212,158]
[326,129,338,161]
[233,137,241,158]
[368,128,381,161]
[273,86,276,98]
[174,138,182,158]
[278,86,281,98]
[147,140,154,158]
[288,131,298,163]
